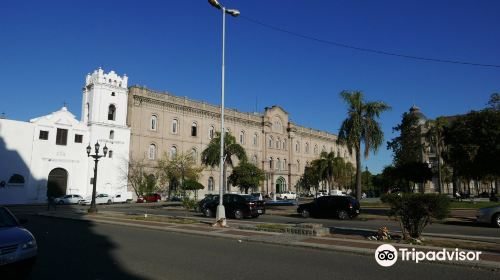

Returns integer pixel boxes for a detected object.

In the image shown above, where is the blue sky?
[1,0,499,174]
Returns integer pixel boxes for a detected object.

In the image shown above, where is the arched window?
[268,136,273,148]
[108,150,113,158]
[108,105,116,121]
[191,122,197,137]
[148,144,156,160]
[253,133,258,146]
[172,119,178,134]
[151,115,158,131]
[239,131,245,144]
[111,92,115,96]
[170,146,177,159]
[208,177,214,191]
[283,159,287,170]
[109,130,114,140]
[208,126,215,139]
[295,141,300,153]
[276,158,281,170]
[191,148,197,163]
[305,142,310,153]
[283,140,287,150]
[269,157,273,169]
[8,174,25,184]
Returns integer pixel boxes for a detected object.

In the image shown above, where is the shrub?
[381,193,449,239]
[181,197,198,211]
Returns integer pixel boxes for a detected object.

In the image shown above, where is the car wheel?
[107,200,112,205]
[493,213,500,228]
[337,210,350,220]
[234,209,244,220]
[204,208,213,218]
[301,209,310,218]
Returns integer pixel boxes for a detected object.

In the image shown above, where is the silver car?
[0,207,37,269]
[476,205,500,228]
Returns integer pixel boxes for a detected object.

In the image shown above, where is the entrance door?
[275,177,286,193]
[47,168,68,198]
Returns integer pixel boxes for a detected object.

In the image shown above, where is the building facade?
[127,86,355,197]
[0,68,131,205]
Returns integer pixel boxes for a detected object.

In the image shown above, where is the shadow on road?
[9,206,148,280]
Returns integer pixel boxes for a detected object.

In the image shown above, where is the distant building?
[127,86,355,197]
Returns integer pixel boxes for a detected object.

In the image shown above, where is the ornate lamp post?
[208,0,240,226]
[86,142,108,214]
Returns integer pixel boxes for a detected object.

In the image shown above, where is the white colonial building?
[0,68,130,205]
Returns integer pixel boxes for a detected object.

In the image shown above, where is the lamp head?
[208,0,221,9]
[103,144,108,157]
[226,9,240,17]
[86,144,91,157]
[94,142,100,154]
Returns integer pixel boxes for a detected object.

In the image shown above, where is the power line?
[240,15,500,69]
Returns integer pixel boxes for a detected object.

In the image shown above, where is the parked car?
[0,207,37,273]
[476,205,500,228]
[80,193,113,205]
[297,195,360,220]
[202,194,265,219]
[113,192,133,203]
[54,194,83,205]
[276,191,297,200]
[137,193,161,203]
[195,194,218,213]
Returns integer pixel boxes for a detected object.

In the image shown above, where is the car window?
[241,195,256,202]
[0,208,18,227]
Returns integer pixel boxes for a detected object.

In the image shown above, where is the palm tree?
[318,151,339,193]
[201,132,247,192]
[425,117,448,193]
[338,90,391,200]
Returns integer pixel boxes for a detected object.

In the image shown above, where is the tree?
[487,93,500,110]
[361,167,373,193]
[338,90,391,200]
[297,163,320,196]
[382,193,449,239]
[125,158,148,198]
[156,152,204,199]
[201,132,247,192]
[425,117,448,193]
[228,162,265,194]
[387,112,423,167]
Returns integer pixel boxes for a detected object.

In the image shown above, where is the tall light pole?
[86,142,108,214]
[208,0,240,226]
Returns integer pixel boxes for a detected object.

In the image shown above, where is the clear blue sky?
[2,0,499,174]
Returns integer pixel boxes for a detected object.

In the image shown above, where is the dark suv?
[297,195,360,219]
[202,194,265,219]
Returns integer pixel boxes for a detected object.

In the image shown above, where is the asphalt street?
[77,203,500,241]
[9,212,500,280]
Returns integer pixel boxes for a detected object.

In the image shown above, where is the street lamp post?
[208,0,240,226]
[86,142,108,214]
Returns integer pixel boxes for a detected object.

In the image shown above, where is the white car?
[113,192,133,203]
[81,193,113,205]
[54,194,83,205]
[276,191,297,200]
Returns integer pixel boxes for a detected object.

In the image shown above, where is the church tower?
[82,68,131,196]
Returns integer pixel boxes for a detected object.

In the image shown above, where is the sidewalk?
[38,209,500,271]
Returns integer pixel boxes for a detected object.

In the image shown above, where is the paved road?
[12,212,500,280]
[70,203,500,242]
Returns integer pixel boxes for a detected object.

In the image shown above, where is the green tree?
[228,162,265,194]
[297,163,320,195]
[361,167,373,193]
[425,117,448,193]
[156,152,204,199]
[338,90,391,200]
[201,132,247,192]
[387,112,423,166]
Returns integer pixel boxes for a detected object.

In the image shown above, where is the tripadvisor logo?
[375,244,482,267]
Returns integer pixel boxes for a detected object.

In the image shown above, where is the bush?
[181,197,198,211]
[381,193,449,239]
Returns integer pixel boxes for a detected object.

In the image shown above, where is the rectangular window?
[74,134,83,143]
[56,128,68,146]
[39,130,49,140]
